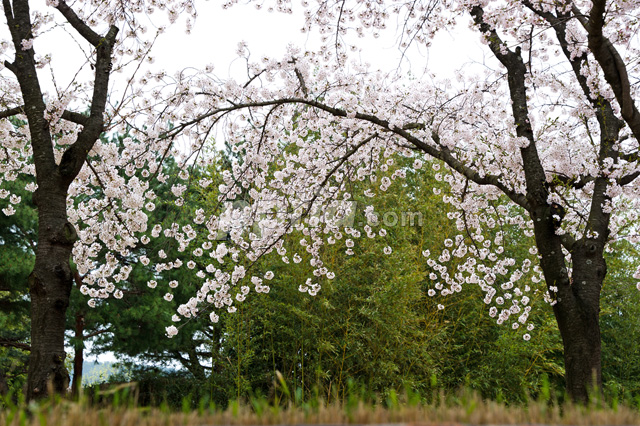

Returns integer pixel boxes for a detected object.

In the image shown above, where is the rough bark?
[554,246,605,401]
[529,204,606,402]
[0,339,31,351]
[28,191,77,399]
[517,1,633,401]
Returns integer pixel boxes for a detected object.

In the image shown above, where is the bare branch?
[619,171,640,186]
[0,339,31,352]
[294,68,309,97]
[0,106,24,119]
[559,234,577,252]
[0,105,90,126]
[3,60,17,74]
[55,0,102,46]
[61,110,89,126]
[82,327,112,340]
[59,24,118,181]
[402,122,425,130]
[551,173,596,190]
[620,151,640,163]
[522,0,621,121]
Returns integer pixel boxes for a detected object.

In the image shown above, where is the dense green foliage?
[600,241,640,398]
[195,157,566,405]
[1,144,639,406]
[0,175,36,396]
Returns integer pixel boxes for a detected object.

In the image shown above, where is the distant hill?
[70,361,124,386]
[71,360,177,387]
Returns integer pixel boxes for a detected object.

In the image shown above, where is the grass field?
[3,387,640,426]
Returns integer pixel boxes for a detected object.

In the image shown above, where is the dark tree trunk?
[552,243,606,403]
[173,347,207,381]
[27,190,77,400]
[0,372,8,396]
[72,313,85,397]
[470,5,618,403]
[529,205,607,403]
[554,307,602,402]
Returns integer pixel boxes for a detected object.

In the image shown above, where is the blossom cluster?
[2,0,640,344]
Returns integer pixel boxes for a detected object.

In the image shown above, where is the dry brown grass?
[2,394,640,426]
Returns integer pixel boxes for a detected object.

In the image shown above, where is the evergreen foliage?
[0,174,36,396]
[1,144,639,405]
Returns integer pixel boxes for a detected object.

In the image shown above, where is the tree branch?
[6,0,57,173]
[54,0,102,46]
[0,339,31,352]
[0,105,89,126]
[3,60,17,74]
[294,67,308,97]
[61,110,89,126]
[550,173,596,190]
[470,6,547,209]
[59,24,118,182]
[620,151,640,163]
[0,106,24,119]
[559,234,578,252]
[574,1,640,140]
[82,327,111,340]
[523,1,621,121]
[619,171,640,186]
[168,95,531,209]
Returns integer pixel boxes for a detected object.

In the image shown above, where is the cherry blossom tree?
[3,0,640,404]
[152,0,639,402]
[0,0,196,400]
[1,0,118,399]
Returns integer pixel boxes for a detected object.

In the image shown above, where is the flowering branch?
[0,105,89,126]
[576,1,640,139]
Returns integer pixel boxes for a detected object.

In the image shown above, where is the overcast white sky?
[153,2,485,78]
[26,0,486,94]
